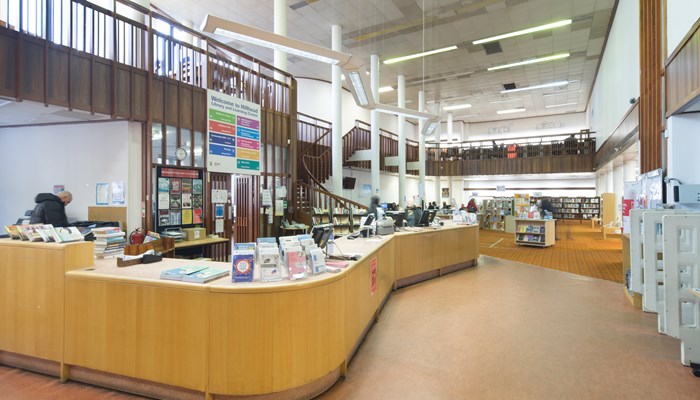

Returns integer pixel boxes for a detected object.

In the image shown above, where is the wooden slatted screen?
[639,0,663,173]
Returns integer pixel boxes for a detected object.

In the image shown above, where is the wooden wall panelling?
[92,60,112,115]
[639,0,663,173]
[164,80,179,126]
[178,85,193,129]
[115,66,131,118]
[0,31,17,97]
[665,15,700,116]
[132,71,148,121]
[21,38,44,103]
[70,54,92,111]
[193,89,206,132]
[47,46,69,107]
[344,258,375,356]
[150,78,164,123]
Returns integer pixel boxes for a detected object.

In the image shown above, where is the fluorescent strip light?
[487,53,569,71]
[489,98,521,104]
[375,103,437,121]
[201,15,349,65]
[545,102,577,108]
[497,108,526,114]
[443,103,472,111]
[378,86,394,93]
[346,71,370,106]
[501,81,569,93]
[383,45,458,65]
[423,120,440,136]
[473,19,572,45]
[542,90,580,97]
[454,114,478,118]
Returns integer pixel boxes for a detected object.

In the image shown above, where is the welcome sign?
[207,89,261,175]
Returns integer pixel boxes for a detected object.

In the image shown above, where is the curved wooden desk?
[1,224,479,399]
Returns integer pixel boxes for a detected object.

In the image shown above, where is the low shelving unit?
[514,219,555,247]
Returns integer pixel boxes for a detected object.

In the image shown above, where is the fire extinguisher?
[129,228,145,244]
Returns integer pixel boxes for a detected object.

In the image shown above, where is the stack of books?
[160,265,228,283]
[92,227,126,258]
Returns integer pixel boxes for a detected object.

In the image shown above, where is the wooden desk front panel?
[344,257,376,356]
[441,227,479,267]
[0,241,93,362]
[394,231,443,280]
[374,240,395,306]
[208,280,345,395]
[64,278,208,391]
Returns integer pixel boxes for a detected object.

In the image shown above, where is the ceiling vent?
[482,41,502,55]
[503,82,517,91]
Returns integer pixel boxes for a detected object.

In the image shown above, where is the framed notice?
[155,166,204,233]
[207,89,261,175]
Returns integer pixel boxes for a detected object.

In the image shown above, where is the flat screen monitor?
[380,202,388,210]
[310,224,333,249]
[387,211,405,228]
[417,210,436,227]
[342,177,356,189]
[361,213,375,227]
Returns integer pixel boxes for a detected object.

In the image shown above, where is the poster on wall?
[155,166,204,233]
[207,89,261,175]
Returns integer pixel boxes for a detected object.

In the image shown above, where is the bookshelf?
[480,197,513,231]
[514,194,530,219]
[311,208,331,226]
[332,207,352,235]
[531,196,601,220]
[514,219,555,247]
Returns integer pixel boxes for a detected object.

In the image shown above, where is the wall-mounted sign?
[496,185,506,192]
[207,89,261,175]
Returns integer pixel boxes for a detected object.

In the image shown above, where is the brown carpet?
[479,220,623,283]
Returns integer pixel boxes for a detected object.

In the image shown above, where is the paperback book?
[232,251,255,282]
[160,265,209,281]
[181,267,229,283]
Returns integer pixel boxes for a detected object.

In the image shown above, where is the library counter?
[0,224,479,400]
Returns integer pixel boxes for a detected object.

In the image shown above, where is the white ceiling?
[154,0,615,124]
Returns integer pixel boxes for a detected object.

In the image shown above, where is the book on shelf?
[181,267,229,283]
[160,265,209,281]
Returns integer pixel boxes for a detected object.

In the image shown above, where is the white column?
[596,173,606,195]
[435,125,441,205]
[613,162,624,221]
[273,0,287,81]
[331,25,343,195]
[397,75,406,207]
[370,54,380,197]
[418,90,426,204]
[606,169,614,194]
[447,113,453,142]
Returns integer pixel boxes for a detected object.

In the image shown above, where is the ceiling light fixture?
[545,102,577,108]
[487,53,569,71]
[497,108,526,114]
[200,14,440,128]
[489,98,522,104]
[378,86,394,93]
[542,89,580,97]
[443,103,472,111]
[501,81,569,93]
[473,19,572,45]
[383,45,458,65]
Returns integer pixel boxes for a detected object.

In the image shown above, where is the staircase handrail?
[297,181,367,211]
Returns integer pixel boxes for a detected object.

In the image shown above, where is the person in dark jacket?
[368,195,380,220]
[29,191,72,227]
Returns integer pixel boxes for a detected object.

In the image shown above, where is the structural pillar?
[434,124,441,206]
[447,113,453,142]
[397,75,406,207]
[273,0,287,81]
[418,90,426,205]
[331,25,343,195]
[370,54,380,197]
[613,162,624,221]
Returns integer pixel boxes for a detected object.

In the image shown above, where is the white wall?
[666,1,700,57]
[0,120,143,230]
[589,0,640,148]
[462,174,596,204]
[339,167,442,206]
[449,112,588,143]
[666,114,700,210]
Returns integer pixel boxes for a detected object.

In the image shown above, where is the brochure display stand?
[514,219,555,247]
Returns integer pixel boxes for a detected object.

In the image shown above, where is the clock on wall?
[176,146,187,161]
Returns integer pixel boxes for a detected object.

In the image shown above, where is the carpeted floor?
[479,219,623,283]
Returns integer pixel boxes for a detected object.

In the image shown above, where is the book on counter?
[21,224,46,242]
[285,245,307,280]
[259,246,282,282]
[4,225,22,240]
[160,265,209,281]
[181,267,229,283]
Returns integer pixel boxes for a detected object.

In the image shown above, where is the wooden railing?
[342,120,419,175]
[297,113,333,189]
[296,181,366,225]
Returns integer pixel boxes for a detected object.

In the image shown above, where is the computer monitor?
[361,213,375,227]
[417,210,436,227]
[387,211,405,228]
[310,224,333,249]
[380,202,388,210]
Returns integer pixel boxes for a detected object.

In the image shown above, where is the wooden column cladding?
[639,0,664,173]
[665,16,700,116]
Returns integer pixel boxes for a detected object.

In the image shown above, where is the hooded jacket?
[30,193,69,227]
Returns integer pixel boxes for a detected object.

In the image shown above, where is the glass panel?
[194,130,204,167]
[151,123,163,165]
[180,128,192,167]
[165,125,177,165]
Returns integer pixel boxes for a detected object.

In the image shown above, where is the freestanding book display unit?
[514,219,555,247]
